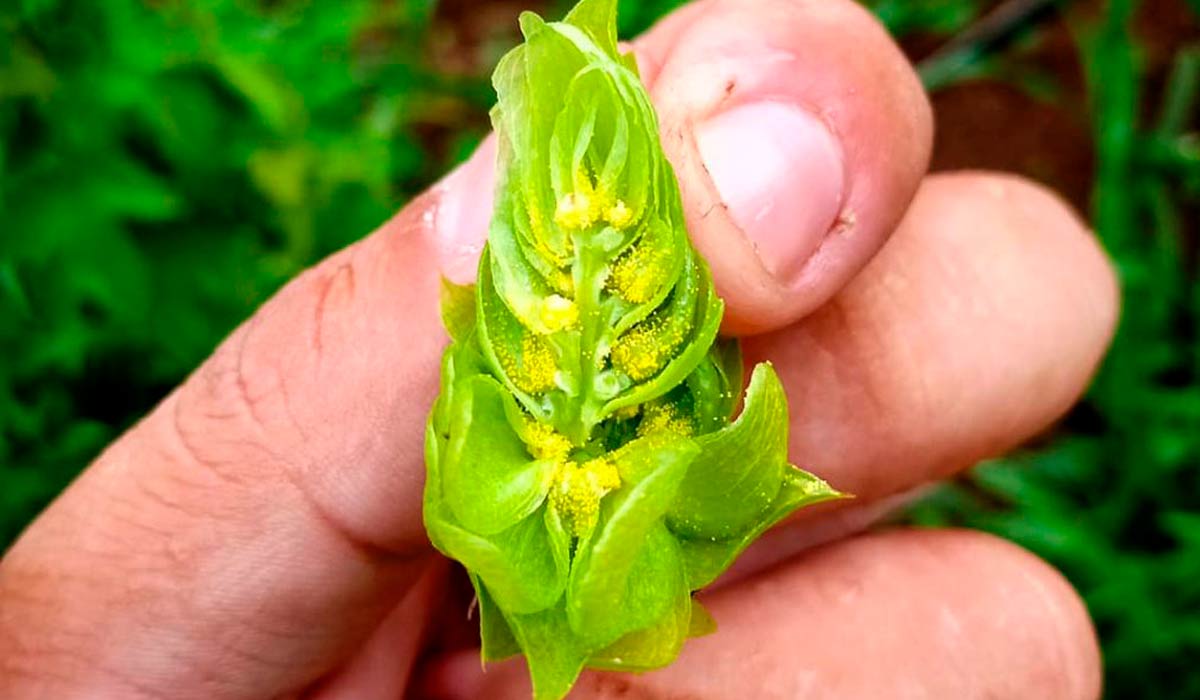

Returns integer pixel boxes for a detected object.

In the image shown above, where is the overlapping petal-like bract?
[424,1,844,697]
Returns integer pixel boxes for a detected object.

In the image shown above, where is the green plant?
[421,2,841,697]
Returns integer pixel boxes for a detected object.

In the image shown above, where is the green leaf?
[431,333,489,438]
[683,339,742,434]
[688,599,717,638]
[585,526,692,671]
[602,257,725,418]
[486,194,571,336]
[426,510,567,615]
[0,262,33,321]
[680,466,845,589]
[667,362,787,541]
[475,253,562,420]
[424,422,444,502]
[473,575,521,662]
[443,375,554,535]
[507,602,590,700]
[564,0,619,57]
[566,437,697,646]
[440,278,477,342]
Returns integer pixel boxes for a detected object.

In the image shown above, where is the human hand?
[0,1,1117,698]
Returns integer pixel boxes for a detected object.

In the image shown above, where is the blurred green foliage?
[1,0,1197,696]
[0,0,492,542]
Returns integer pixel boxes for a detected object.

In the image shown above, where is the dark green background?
[1,0,1197,695]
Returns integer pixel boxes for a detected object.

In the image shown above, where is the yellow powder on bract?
[525,420,573,461]
[611,315,687,381]
[636,402,694,438]
[613,404,641,420]
[548,457,622,536]
[608,242,667,304]
[497,333,558,394]
[580,456,620,491]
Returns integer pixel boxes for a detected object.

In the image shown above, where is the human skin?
[0,0,1117,698]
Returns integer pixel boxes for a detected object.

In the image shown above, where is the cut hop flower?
[423,1,846,697]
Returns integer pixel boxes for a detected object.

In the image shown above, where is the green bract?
[424,1,844,696]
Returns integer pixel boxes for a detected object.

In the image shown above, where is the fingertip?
[939,530,1104,700]
[911,172,1119,418]
[928,171,1120,349]
[649,0,932,334]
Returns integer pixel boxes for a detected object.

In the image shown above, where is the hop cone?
[424,1,844,696]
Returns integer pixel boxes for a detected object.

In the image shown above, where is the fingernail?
[696,101,845,283]
[434,136,497,284]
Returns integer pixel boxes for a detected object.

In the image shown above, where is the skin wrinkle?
[234,315,271,434]
[119,448,226,533]
[178,328,309,486]
[291,207,441,552]
[311,261,357,359]
[227,280,329,456]
[277,362,313,447]
[212,621,305,678]
[173,516,403,698]
[170,391,232,478]
[173,337,292,485]
[110,506,209,592]
[106,487,177,543]
[286,470,420,565]
[135,439,213,526]
[300,189,444,552]
[9,384,362,700]
[170,391,275,487]
[219,304,315,453]
[90,480,198,579]
[93,477,237,694]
